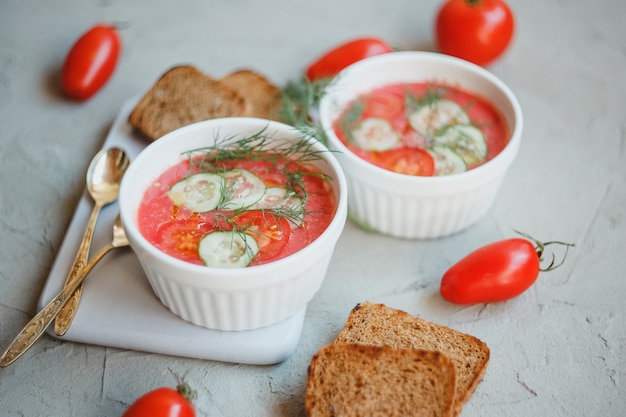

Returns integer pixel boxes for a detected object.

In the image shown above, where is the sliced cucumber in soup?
[432,124,487,166]
[428,146,467,176]
[350,117,400,151]
[198,230,259,268]
[220,169,266,210]
[167,172,224,212]
[251,186,287,209]
[408,99,470,136]
[252,187,305,226]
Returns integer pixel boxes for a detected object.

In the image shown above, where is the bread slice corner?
[335,301,490,416]
[305,342,456,417]
[128,65,245,141]
[220,69,283,121]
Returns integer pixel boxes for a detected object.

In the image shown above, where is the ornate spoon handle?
[0,242,114,368]
[54,202,103,336]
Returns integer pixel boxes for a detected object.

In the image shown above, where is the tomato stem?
[513,230,575,272]
[176,383,198,404]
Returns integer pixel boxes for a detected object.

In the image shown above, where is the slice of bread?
[334,302,490,416]
[128,65,246,141]
[305,343,456,417]
[220,69,283,121]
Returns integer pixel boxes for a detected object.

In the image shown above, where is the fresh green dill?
[404,84,448,112]
[184,126,330,169]
[279,76,332,146]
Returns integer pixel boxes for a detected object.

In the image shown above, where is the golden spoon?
[0,215,130,367]
[54,147,129,336]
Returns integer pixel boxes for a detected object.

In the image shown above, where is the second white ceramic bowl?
[319,51,523,239]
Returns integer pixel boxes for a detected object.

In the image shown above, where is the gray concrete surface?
[1,0,624,416]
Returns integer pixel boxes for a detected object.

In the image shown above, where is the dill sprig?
[279,76,332,146]
[184,126,330,170]
[405,84,448,112]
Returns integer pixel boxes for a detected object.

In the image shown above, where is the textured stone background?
[0,0,624,416]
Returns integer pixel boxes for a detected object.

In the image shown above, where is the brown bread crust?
[305,343,456,417]
[219,69,283,121]
[128,65,245,141]
[334,302,490,416]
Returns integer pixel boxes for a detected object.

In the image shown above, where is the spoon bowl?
[87,147,131,204]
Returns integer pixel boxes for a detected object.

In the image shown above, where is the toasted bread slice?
[335,302,490,416]
[305,343,456,417]
[128,65,245,141]
[220,69,283,121]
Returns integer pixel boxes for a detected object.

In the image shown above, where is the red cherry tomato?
[305,37,394,81]
[440,233,574,304]
[122,384,196,417]
[232,210,291,263]
[371,147,435,176]
[61,24,121,101]
[435,0,515,67]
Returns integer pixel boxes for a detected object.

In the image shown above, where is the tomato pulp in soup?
[333,82,509,176]
[137,138,337,268]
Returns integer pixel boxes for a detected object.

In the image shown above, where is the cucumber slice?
[252,187,305,226]
[432,124,487,166]
[428,146,467,176]
[251,186,287,209]
[198,230,259,268]
[220,169,266,210]
[350,117,400,151]
[408,99,470,136]
[167,172,224,212]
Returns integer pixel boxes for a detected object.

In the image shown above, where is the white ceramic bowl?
[119,118,347,331]
[319,51,523,239]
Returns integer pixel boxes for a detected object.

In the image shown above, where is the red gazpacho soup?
[333,82,509,176]
[138,133,337,268]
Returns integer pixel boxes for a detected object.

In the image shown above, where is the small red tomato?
[440,233,574,304]
[122,384,196,417]
[305,37,394,81]
[435,0,515,67]
[60,24,121,101]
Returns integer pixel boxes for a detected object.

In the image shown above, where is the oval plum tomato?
[305,37,394,81]
[371,147,435,176]
[122,384,196,417]
[60,24,121,101]
[155,217,214,264]
[435,0,515,67]
[232,210,291,263]
[440,232,574,304]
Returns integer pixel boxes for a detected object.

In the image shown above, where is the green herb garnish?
[279,76,332,146]
[181,126,332,231]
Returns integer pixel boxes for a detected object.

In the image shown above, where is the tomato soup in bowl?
[119,118,347,331]
[137,134,336,268]
[319,51,522,239]
[333,81,509,176]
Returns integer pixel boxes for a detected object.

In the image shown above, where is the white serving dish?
[38,99,306,365]
[319,51,523,239]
